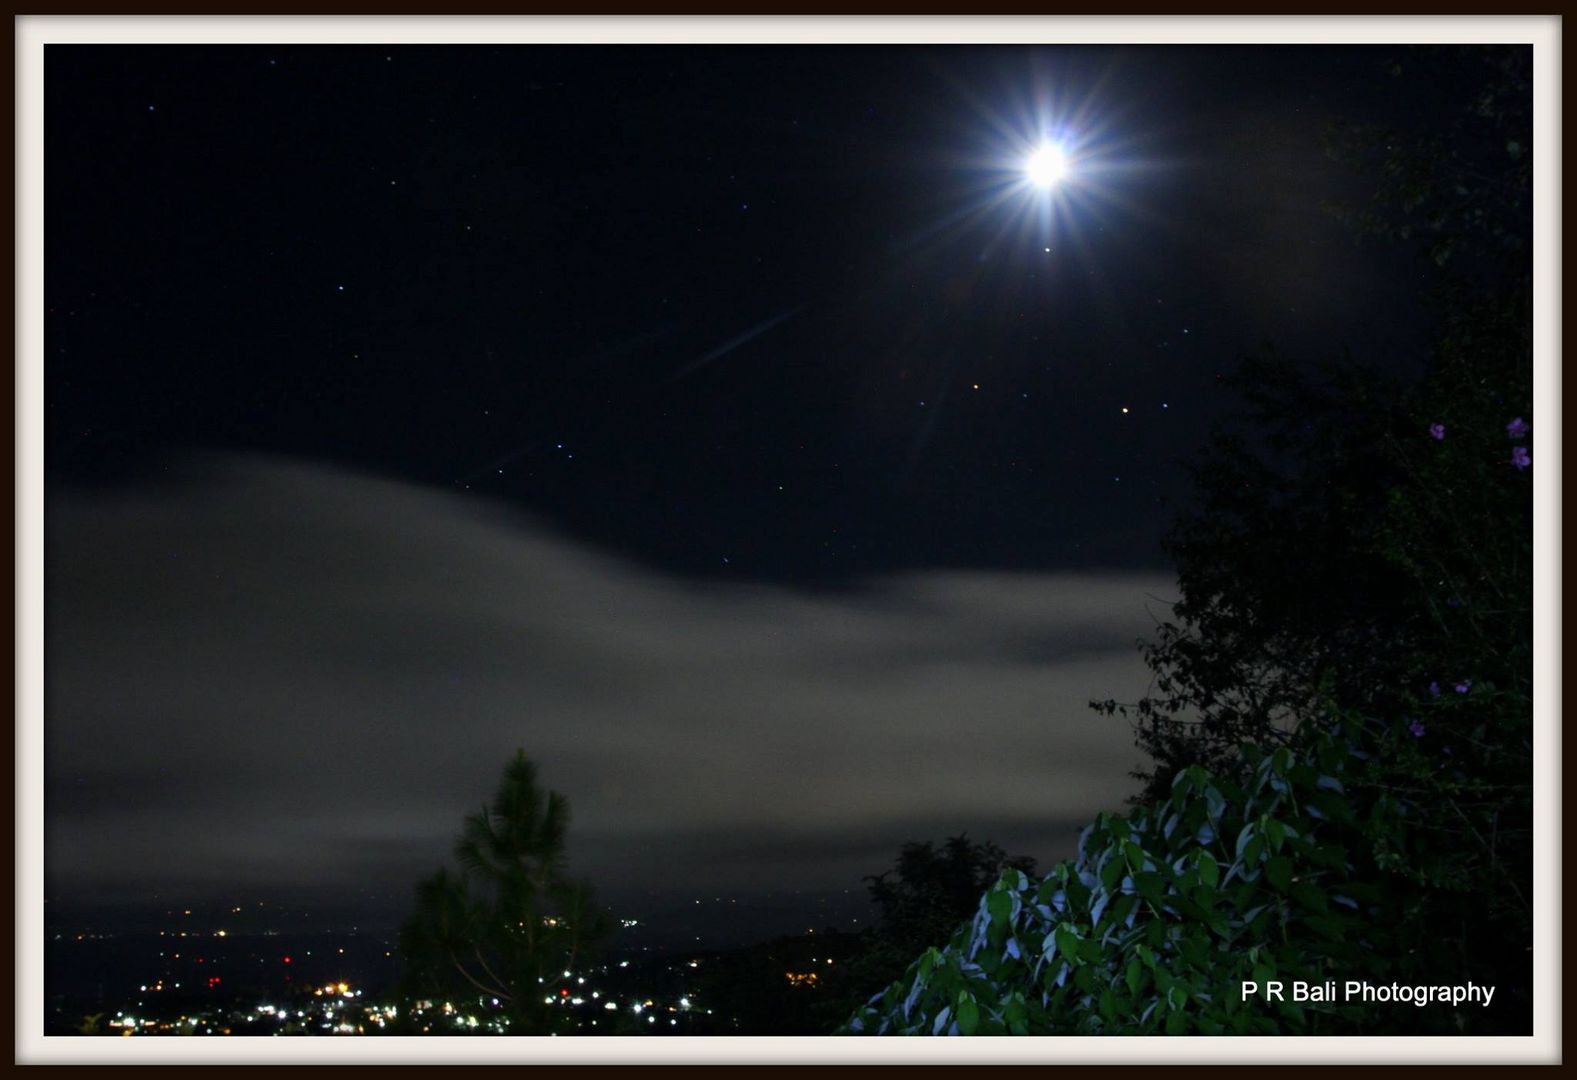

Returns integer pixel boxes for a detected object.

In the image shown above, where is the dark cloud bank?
[46,456,1170,928]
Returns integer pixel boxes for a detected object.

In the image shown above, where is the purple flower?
[1428,423,1445,441]
[1428,681,1441,697]
[1512,445,1531,471]
[1408,718,1426,738]
[1454,679,1472,695]
[1506,417,1529,439]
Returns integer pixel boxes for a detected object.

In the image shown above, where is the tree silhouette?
[1085,45,1532,1017]
[1093,46,1533,807]
[865,835,1037,957]
[817,835,1036,1025]
[397,750,609,1031]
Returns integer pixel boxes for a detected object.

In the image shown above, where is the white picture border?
[15,13,1561,1065]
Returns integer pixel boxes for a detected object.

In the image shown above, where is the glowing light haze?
[1024,142,1068,188]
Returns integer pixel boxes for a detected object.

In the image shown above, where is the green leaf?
[1055,925,1082,965]
[956,994,979,1036]
[1204,784,1227,823]
[1152,964,1174,996]
[1243,837,1264,868]
[987,888,1012,926]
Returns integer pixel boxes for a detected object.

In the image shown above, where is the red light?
[282,956,291,964]
[560,989,569,997]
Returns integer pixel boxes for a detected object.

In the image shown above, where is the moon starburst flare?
[1025,142,1068,188]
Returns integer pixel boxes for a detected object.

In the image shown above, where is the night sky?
[46,45,1461,937]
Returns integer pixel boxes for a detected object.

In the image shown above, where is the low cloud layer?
[45,455,1171,918]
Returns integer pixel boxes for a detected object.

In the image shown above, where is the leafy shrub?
[842,724,1520,1036]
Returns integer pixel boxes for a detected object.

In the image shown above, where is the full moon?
[1024,143,1068,188]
